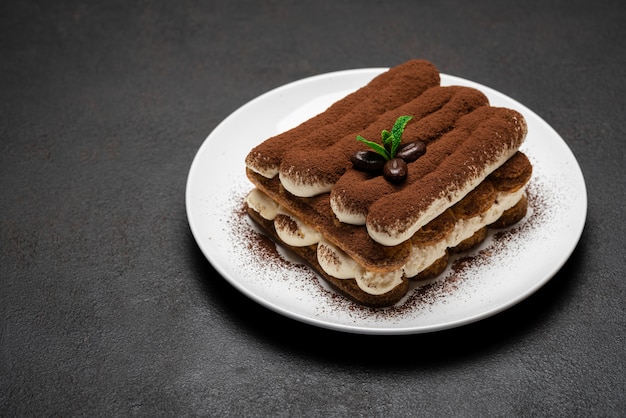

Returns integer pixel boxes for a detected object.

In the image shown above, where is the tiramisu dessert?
[244,59,532,307]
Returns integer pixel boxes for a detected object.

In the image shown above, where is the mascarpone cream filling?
[248,164,279,180]
[246,189,321,246]
[246,186,526,296]
[279,170,334,198]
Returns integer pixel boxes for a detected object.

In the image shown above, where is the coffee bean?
[383,158,408,182]
[351,150,386,172]
[396,140,426,163]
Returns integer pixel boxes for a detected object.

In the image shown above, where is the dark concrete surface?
[1,0,624,416]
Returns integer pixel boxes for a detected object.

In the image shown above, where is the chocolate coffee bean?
[396,140,426,163]
[383,158,408,182]
[351,150,386,172]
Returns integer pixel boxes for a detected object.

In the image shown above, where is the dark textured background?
[1,0,624,416]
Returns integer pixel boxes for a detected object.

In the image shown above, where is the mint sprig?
[356,115,413,160]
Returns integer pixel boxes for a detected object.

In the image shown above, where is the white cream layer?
[246,186,525,295]
[248,163,279,180]
[279,169,334,198]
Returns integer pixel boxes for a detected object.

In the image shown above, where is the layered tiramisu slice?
[244,59,532,307]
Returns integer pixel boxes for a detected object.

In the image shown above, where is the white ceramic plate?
[186,68,587,335]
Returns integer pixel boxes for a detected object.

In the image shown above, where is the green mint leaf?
[381,130,394,154]
[355,115,414,161]
[381,129,392,146]
[356,135,390,160]
[390,115,413,158]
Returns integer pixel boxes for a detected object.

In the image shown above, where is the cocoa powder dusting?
[247,60,440,174]
[232,177,550,321]
[275,214,300,236]
[231,200,313,278]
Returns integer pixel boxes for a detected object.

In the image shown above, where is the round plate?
[186,68,587,335]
